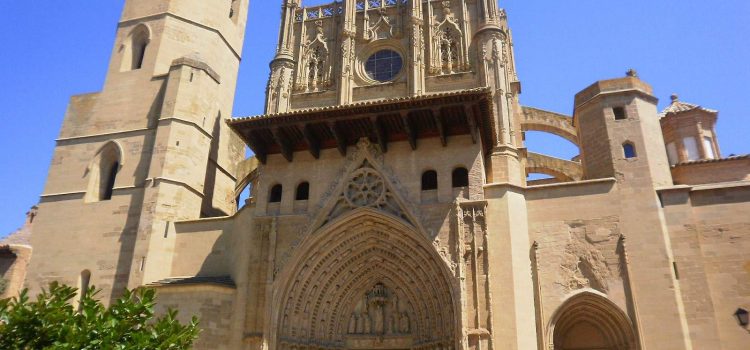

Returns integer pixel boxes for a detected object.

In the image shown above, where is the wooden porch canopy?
[227,88,495,164]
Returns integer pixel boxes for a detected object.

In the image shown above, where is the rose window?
[345,168,386,207]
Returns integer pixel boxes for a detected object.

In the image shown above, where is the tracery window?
[365,49,403,82]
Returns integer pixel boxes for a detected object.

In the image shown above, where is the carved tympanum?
[347,283,411,336]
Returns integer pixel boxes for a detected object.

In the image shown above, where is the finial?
[670,94,679,102]
[626,68,638,78]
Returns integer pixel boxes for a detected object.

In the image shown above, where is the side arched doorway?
[550,291,638,350]
[271,209,459,350]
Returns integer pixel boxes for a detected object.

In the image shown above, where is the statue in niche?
[371,302,384,334]
[399,312,410,333]
[362,312,371,333]
[368,283,387,334]
[348,314,357,334]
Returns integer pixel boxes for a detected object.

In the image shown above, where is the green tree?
[0,282,200,349]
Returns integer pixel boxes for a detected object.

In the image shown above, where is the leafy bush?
[0,278,7,295]
[0,282,200,349]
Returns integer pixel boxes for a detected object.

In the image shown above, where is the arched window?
[229,0,237,18]
[703,136,715,159]
[102,161,119,200]
[623,142,637,159]
[666,142,678,165]
[452,167,469,188]
[229,0,240,22]
[269,184,283,203]
[77,270,91,311]
[86,142,122,203]
[132,36,148,70]
[121,25,150,71]
[421,170,438,191]
[296,182,310,201]
[683,137,699,161]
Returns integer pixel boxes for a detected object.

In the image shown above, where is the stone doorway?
[550,291,638,350]
[272,210,457,350]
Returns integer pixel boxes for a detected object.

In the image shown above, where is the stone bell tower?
[25,0,250,301]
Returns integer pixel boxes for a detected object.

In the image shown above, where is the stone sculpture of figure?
[399,312,410,333]
[356,312,365,333]
[362,312,371,333]
[348,314,357,334]
[372,302,385,334]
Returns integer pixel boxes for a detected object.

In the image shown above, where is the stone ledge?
[171,57,221,84]
[146,276,236,290]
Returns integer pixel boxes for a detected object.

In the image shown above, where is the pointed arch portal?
[273,210,459,350]
[550,291,638,350]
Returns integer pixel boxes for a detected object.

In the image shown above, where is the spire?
[275,0,300,60]
[479,0,503,27]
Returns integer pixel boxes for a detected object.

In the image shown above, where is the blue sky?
[0,1,748,237]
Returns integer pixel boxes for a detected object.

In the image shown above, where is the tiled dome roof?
[660,94,717,118]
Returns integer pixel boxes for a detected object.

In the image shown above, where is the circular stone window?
[364,49,403,82]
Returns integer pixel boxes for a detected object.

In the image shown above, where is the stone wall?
[672,158,750,185]
[154,286,236,350]
[661,183,750,349]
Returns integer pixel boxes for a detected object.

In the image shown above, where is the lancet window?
[85,142,122,203]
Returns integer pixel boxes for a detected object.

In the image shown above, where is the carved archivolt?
[274,139,425,279]
[430,1,468,75]
[548,291,637,350]
[272,211,458,350]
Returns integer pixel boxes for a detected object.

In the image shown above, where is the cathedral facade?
[6,0,750,349]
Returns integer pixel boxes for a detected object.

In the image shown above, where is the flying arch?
[521,106,579,146]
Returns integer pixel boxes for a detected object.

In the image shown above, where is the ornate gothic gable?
[309,138,424,233]
[273,138,426,278]
[295,21,333,93]
[430,0,469,75]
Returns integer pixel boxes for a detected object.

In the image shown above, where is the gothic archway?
[272,209,459,350]
[549,291,638,350]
